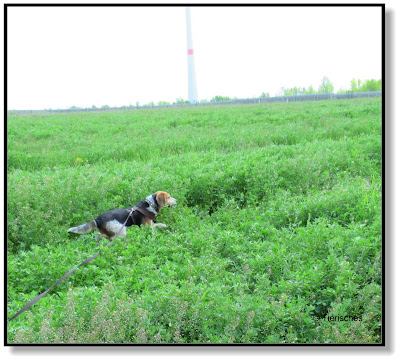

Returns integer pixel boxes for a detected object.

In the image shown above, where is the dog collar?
[145,195,159,214]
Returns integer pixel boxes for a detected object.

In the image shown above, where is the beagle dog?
[67,191,177,240]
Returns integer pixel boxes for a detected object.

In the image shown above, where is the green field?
[7,98,382,344]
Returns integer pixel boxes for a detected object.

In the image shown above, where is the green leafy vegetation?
[7,98,382,343]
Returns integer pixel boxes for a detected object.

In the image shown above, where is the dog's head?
[153,191,177,209]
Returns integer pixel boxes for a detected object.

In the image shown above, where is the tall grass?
[7,98,382,343]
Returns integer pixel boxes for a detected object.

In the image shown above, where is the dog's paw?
[157,223,167,229]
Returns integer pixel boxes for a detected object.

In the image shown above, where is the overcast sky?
[7,5,382,110]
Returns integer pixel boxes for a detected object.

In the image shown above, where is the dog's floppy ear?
[155,191,168,208]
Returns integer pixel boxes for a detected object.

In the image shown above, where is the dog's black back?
[94,200,151,229]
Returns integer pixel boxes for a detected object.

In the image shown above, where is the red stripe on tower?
[188,49,194,55]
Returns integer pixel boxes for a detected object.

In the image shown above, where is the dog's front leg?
[151,221,167,229]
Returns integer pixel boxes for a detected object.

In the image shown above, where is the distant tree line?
[271,76,381,98]
[344,78,382,93]
[64,77,381,110]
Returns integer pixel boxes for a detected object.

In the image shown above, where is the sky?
[7,5,382,110]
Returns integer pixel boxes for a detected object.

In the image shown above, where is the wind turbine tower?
[186,7,198,103]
